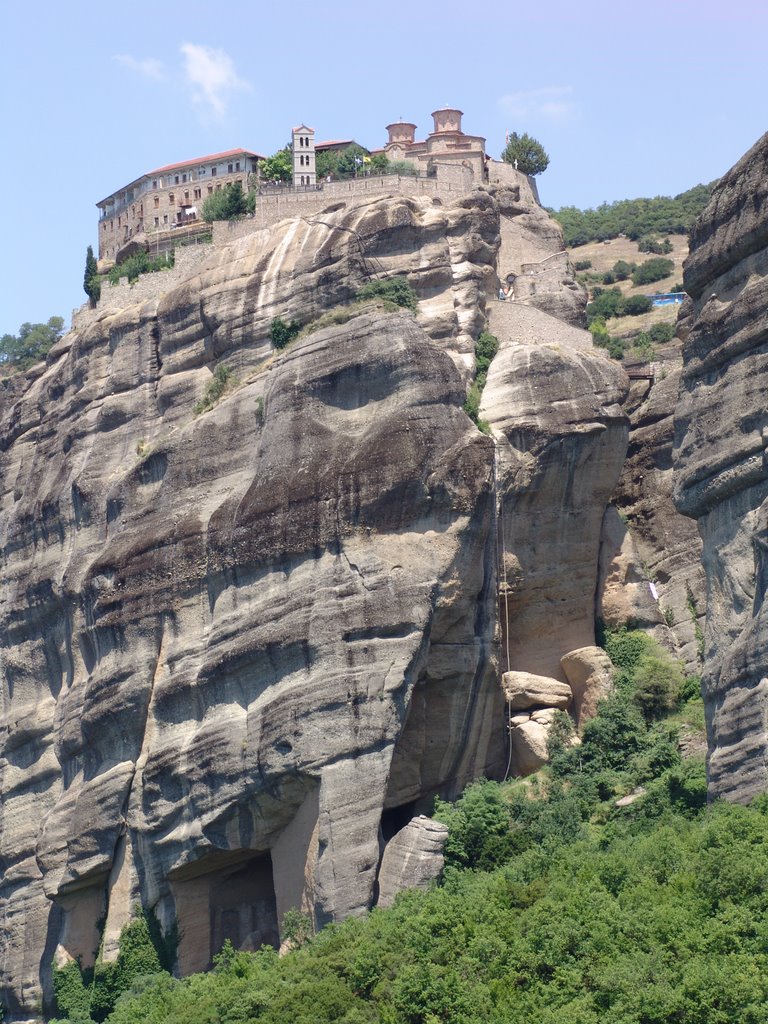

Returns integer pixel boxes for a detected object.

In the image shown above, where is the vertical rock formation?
[1,176,629,1020]
[673,132,768,803]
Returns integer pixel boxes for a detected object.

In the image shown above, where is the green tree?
[84,245,100,305]
[631,257,675,286]
[259,146,292,183]
[501,132,550,175]
[0,317,64,370]
[201,181,248,222]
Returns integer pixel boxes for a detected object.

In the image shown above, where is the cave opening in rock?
[380,800,418,842]
[173,850,280,973]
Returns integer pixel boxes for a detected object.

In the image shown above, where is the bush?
[270,316,302,350]
[587,287,624,323]
[193,363,234,414]
[648,321,676,344]
[434,779,515,871]
[573,259,592,271]
[612,259,635,280]
[356,276,417,311]
[106,250,173,286]
[622,294,653,315]
[631,257,675,286]
[638,236,673,254]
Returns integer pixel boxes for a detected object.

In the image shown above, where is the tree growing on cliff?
[501,132,550,175]
[83,245,100,305]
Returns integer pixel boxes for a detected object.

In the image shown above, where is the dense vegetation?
[551,184,712,247]
[0,316,64,371]
[50,629,768,1024]
[463,331,499,433]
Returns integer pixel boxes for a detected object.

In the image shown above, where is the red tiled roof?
[148,148,265,175]
[315,139,355,150]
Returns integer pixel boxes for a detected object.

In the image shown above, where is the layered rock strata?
[673,132,768,803]
[1,181,627,1020]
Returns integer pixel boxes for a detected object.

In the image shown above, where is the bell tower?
[292,124,316,186]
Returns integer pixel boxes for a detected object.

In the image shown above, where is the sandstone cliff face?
[1,181,627,1020]
[673,132,768,803]
[601,357,706,674]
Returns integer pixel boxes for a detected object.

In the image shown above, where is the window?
[199,166,206,175]
[163,214,168,224]
[235,161,240,171]
[184,190,189,200]
[208,185,213,194]
[216,183,221,190]
[182,173,187,182]
[175,175,180,184]
[211,166,217,176]
[154,196,160,208]
[152,179,157,188]
[228,163,233,173]
[169,193,175,205]
[194,188,201,200]
[154,216,159,227]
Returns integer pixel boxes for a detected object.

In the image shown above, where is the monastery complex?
[96,108,492,263]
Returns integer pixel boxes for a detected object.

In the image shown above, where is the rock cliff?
[673,132,768,803]
[0,178,627,1020]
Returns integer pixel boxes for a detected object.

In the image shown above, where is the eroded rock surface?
[673,132,768,803]
[1,181,629,1020]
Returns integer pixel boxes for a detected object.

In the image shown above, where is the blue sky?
[1,0,766,337]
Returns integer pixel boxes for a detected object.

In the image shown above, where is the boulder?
[509,719,550,774]
[560,646,614,727]
[376,816,448,909]
[502,671,572,711]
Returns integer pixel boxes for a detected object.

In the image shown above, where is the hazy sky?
[1,0,766,336]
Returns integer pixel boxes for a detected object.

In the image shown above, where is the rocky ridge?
[673,132,768,803]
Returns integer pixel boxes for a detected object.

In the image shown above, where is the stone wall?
[72,244,214,330]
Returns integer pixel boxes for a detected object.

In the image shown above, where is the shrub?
[573,259,592,271]
[622,294,653,315]
[648,321,676,344]
[193,363,234,414]
[587,286,624,323]
[631,257,675,286]
[602,270,615,284]
[356,276,417,311]
[434,779,515,870]
[270,316,302,350]
[106,250,173,286]
[612,259,635,280]
[638,236,673,254]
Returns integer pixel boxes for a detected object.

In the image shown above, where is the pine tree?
[501,132,550,176]
[84,245,99,304]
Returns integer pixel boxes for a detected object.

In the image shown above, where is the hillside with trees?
[550,184,713,247]
[49,631,768,1024]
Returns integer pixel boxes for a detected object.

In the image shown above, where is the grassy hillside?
[51,631,768,1024]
